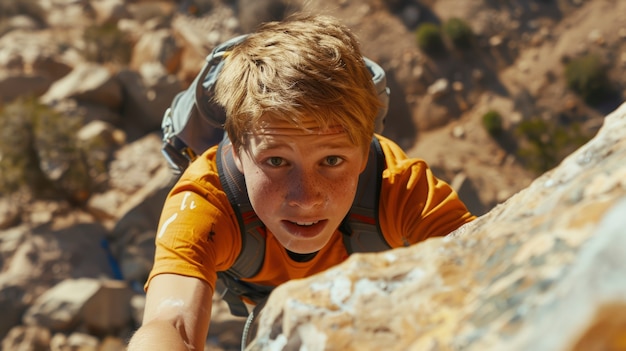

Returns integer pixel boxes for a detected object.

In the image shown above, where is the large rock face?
[247,102,626,351]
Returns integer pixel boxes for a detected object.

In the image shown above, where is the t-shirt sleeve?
[377,137,476,247]
[145,168,241,293]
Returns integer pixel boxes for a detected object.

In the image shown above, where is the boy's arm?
[128,273,213,351]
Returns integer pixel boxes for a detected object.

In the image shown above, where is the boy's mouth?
[292,220,320,226]
[282,219,327,238]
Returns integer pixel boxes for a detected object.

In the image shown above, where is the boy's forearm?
[127,319,192,351]
[130,274,214,351]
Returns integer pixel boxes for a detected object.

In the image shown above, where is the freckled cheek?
[245,172,281,207]
[325,173,359,206]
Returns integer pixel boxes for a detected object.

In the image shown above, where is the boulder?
[0,74,52,103]
[129,28,181,74]
[40,63,123,110]
[246,102,626,351]
[81,280,135,335]
[50,331,100,351]
[116,66,183,137]
[23,278,134,335]
[1,325,51,351]
[23,279,102,331]
[0,284,29,341]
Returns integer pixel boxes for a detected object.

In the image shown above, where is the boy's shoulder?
[375,134,411,163]
[175,145,224,190]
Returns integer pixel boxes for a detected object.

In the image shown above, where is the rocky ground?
[0,0,624,350]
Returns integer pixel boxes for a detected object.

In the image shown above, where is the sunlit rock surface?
[247,102,626,351]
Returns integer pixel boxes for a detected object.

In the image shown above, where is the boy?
[128,13,475,351]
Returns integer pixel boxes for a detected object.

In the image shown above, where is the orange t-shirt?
[147,134,475,292]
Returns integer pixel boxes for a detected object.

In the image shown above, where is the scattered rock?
[40,63,123,109]
[1,325,51,351]
[427,78,450,99]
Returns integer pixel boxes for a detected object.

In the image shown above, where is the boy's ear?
[231,146,245,173]
[359,148,370,174]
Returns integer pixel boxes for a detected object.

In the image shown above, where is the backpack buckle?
[161,107,197,174]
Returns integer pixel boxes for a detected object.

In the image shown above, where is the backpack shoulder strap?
[216,137,273,317]
[341,136,391,253]
[216,137,266,279]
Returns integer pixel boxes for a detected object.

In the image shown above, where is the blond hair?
[213,13,381,152]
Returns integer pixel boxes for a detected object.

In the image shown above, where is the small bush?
[564,54,612,105]
[0,97,92,202]
[514,116,590,174]
[83,23,133,64]
[443,17,474,50]
[1,97,47,196]
[416,22,446,56]
[482,110,503,137]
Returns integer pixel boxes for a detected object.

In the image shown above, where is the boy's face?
[232,118,368,254]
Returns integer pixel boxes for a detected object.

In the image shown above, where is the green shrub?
[482,110,504,137]
[564,54,612,105]
[443,17,474,50]
[416,22,446,55]
[83,23,133,64]
[514,116,590,174]
[0,97,92,202]
[1,97,47,196]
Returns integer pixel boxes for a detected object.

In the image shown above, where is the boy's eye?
[266,157,285,167]
[325,156,343,166]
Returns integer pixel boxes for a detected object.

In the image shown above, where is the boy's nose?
[286,171,323,209]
